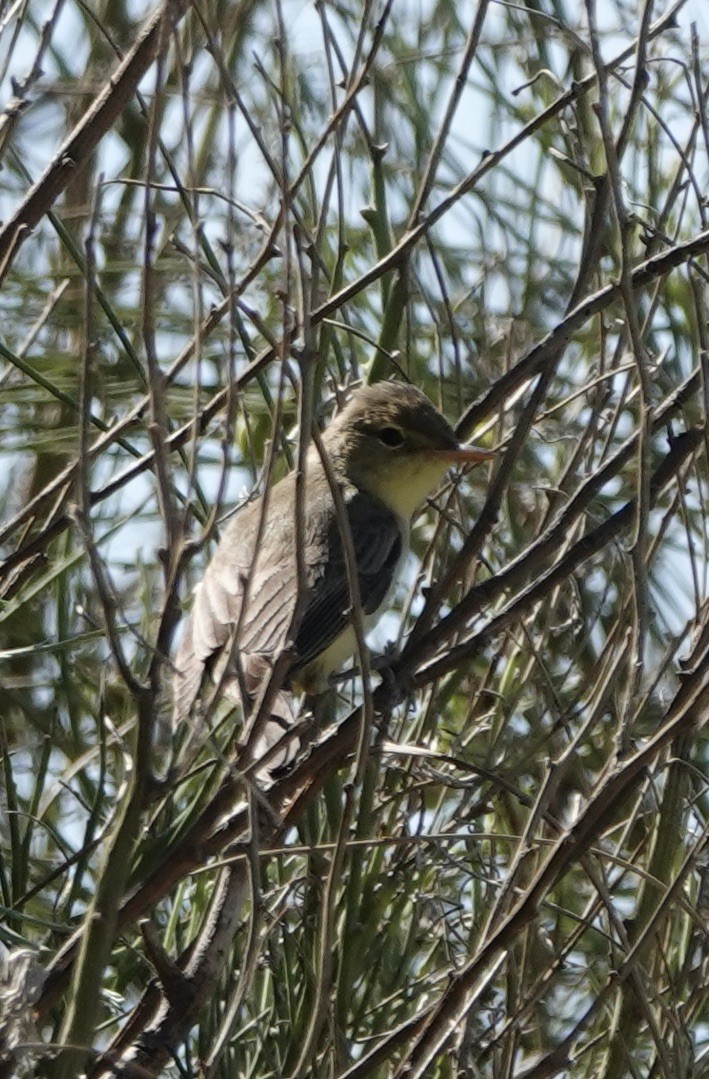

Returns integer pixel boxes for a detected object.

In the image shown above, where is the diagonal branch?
[0,0,189,284]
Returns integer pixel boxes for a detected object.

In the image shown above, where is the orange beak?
[432,444,496,465]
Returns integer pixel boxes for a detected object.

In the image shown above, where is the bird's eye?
[378,425,405,448]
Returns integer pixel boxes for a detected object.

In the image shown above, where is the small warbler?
[173,381,493,737]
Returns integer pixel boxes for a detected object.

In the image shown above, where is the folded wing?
[172,484,403,726]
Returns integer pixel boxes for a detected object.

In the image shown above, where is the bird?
[172,381,494,757]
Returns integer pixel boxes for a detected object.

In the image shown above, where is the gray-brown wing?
[172,486,402,724]
[171,495,297,726]
[289,490,403,675]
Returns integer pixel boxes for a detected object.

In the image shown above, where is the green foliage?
[1,0,709,1076]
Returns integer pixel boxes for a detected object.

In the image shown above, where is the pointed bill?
[432,443,496,464]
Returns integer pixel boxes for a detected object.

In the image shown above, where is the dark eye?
[378,426,405,448]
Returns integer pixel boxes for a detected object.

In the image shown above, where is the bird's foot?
[370,650,417,713]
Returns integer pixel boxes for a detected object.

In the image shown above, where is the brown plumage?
[173,382,492,742]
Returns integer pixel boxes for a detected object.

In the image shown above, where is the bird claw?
[371,653,416,712]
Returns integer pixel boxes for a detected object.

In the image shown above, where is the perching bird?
[173,381,493,752]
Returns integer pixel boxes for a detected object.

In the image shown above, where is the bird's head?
[323,382,494,520]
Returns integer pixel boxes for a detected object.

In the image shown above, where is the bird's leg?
[370,647,418,714]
